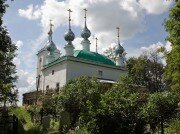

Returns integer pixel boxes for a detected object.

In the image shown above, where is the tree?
[142,92,180,134]
[127,50,165,92]
[164,1,180,91]
[84,77,149,134]
[41,89,57,116]
[56,76,104,130]
[0,0,18,106]
[103,46,116,62]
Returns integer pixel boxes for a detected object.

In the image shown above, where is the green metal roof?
[73,50,115,66]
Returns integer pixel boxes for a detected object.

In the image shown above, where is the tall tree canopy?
[127,50,165,92]
[0,0,18,106]
[164,1,180,91]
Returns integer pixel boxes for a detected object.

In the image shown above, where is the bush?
[166,119,180,134]
[10,107,33,130]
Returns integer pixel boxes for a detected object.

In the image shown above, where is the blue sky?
[3,0,173,105]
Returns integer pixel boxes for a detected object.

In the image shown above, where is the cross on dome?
[116,27,120,45]
[48,19,54,42]
[67,9,72,30]
[95,37,98,53]
[84,8,87,27]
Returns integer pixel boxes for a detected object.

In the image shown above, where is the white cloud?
[16,70,36,105]
[18,4,41,20]
[16,40,23,48]
[13,57,21,67]
[18,0,172,57]
[18,0,145,46]
[140,41,172,52]
[139,0,172,15]
[16,70,36,88]
[164,41,172,52]
[139,41,172,65]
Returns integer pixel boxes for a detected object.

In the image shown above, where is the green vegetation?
[166,119,180,134]
[10,107,35,133]
[0,0,18,107]
[38,76,179,134]
[164,1,180,91]
[0,0,179,134]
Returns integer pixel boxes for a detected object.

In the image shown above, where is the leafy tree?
[41,89,58,116]
[164,1,180,90]
[83,77,149,134]
[142,92,180,134]
[0,0,18,106]
[56,76,104,130]
[0,83,18,106]
[127,50,165,92]
[166,119,180,134]
[103,46,116,62]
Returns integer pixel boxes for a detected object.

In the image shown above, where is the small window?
[98,70,103,76]
[46,85,49,90]
[52,70,55,75]
[39,58,42,62]
[56,83,60,92]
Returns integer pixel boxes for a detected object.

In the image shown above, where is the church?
[36,9,127,93]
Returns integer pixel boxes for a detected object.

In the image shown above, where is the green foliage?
[27,105,41,124]
[164,1,180,90]
[0,0,18,106]
[56,76,104,129]
[142,92,180,133]
[127,55,165,92]
[76,127,89,134]
[166,119,180,134]
[41,76,179,133]
[0,83,18,106]
[41,89,58,116]
[10,107,33,131]
[84,77,148,134]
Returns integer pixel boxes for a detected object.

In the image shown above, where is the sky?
[3,0,173,105]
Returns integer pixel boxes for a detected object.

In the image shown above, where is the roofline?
[37,49,46,55]
[43,56,127,71]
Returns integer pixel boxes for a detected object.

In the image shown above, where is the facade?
[36,9,127,93]
[23,90,42,105]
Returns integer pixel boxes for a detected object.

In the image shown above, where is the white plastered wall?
[37,50,48,91]
[66,60,127,82]
[42,62,67,91]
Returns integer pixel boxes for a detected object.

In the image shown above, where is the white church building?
[36,9,127,92]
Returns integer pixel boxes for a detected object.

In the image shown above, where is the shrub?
[166,119,180,134]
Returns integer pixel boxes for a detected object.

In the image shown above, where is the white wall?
[37,50,48,90]
[41,58,127,91]
[66,60,127,82]
[42,62,67,91]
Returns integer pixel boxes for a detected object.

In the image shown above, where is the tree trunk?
[160,116,164,134]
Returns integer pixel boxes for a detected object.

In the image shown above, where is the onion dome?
[64,9,75,44]
[64,9,75,56]
[115,44,124,56]
[46,20,57,53]
[81,26,91,39]
[115,27,124,56]
[47,41,57,53]
[81,8,91,40]
[64,29,75,42]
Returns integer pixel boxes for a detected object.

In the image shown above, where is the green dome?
[74,50,115,66]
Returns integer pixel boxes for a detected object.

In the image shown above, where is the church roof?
[74,50,115,66]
